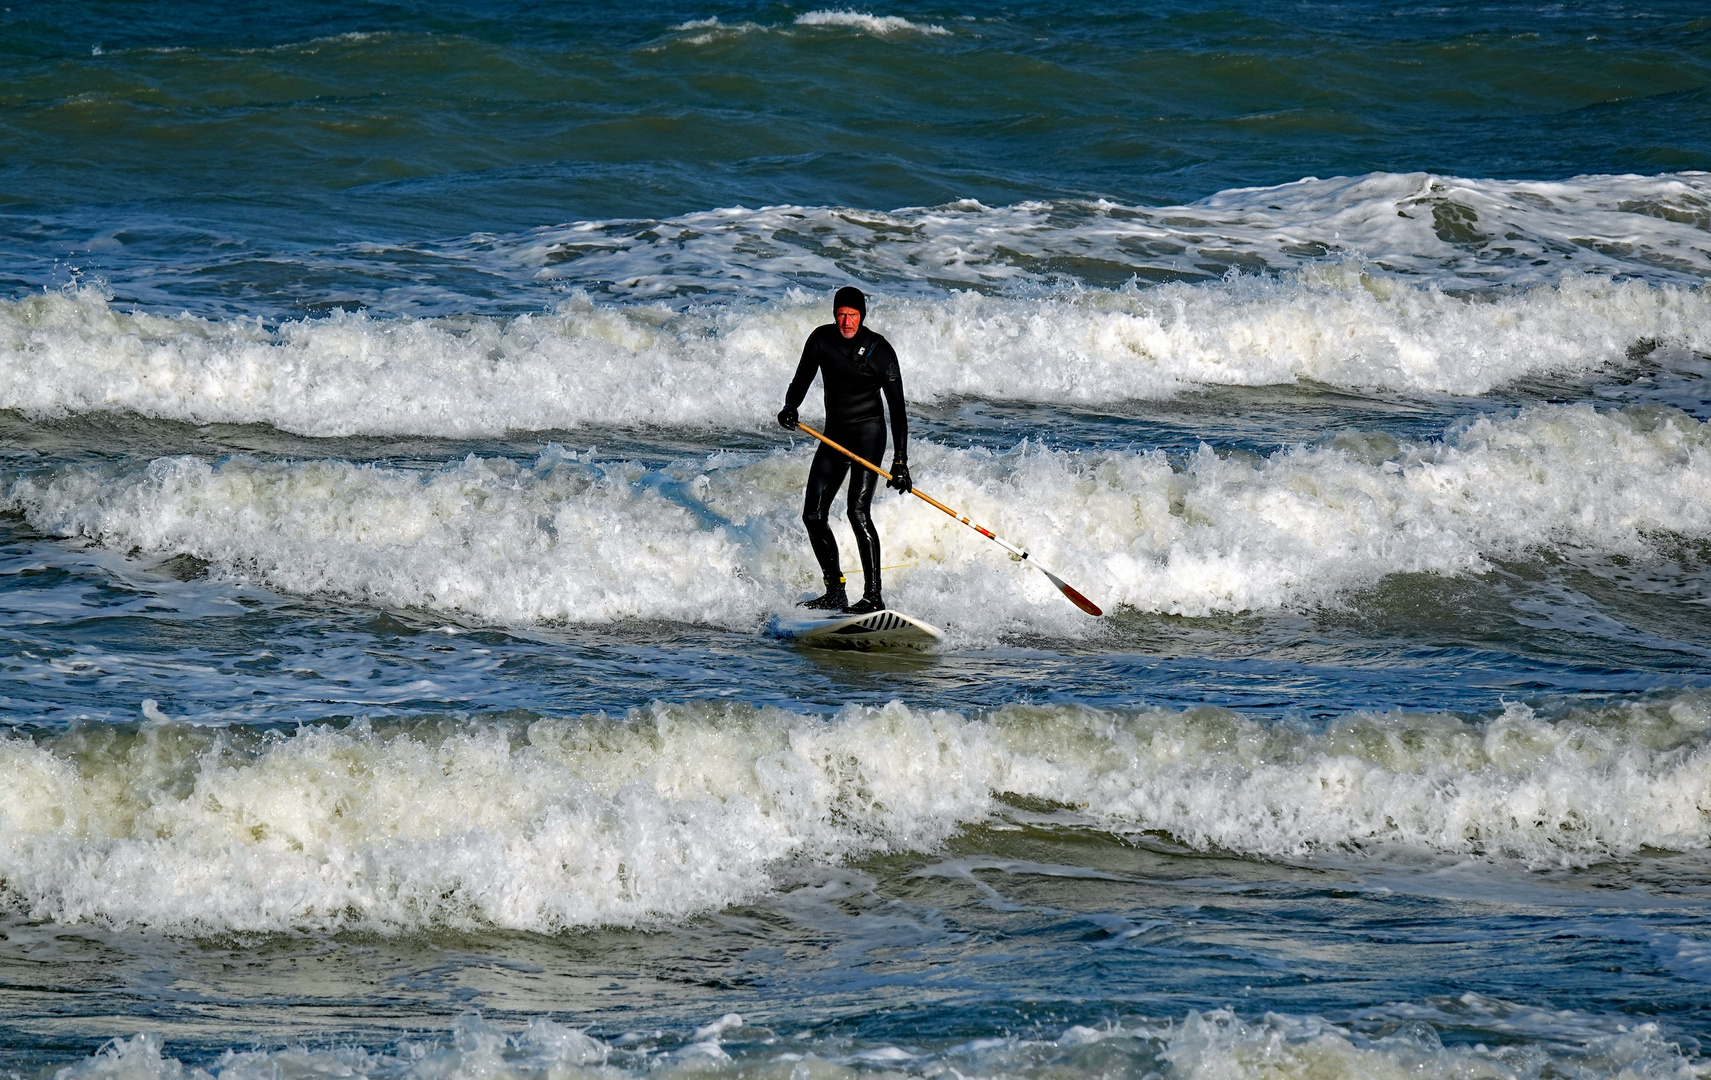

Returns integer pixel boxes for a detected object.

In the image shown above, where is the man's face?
[835,306,862,339]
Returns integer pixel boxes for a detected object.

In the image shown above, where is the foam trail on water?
[2,270,1706,437]
[1,694,1707,932]
[3,404,1708,629]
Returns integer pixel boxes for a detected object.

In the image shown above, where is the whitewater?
[4,694,1709,934]
[8,173,1711,438]
[3,401,1709,630]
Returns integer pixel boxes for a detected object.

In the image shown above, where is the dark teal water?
[2,5,1711,1080]
[5,1,1709,313]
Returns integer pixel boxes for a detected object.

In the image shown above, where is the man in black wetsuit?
[776,286,911,614]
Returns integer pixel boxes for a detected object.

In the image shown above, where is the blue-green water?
[3,5,1711,1080]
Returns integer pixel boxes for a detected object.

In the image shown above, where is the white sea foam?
[1,693,1708,933]
[658,10,948,47]
[2,272,1708,437]
[513,173,1711,300]
[16,173,1708,321]
[49,1007,1705,1080]
[2,446,778,627]
[793,10,949,36]
[660,17,764,45]
[3,404,1708,628]
[1148,1007,1701,1080]
[6,174,1709,436]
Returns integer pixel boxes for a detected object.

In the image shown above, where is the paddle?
[793,422,1104,617]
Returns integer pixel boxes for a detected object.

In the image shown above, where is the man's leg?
[800,445,850,609]
[843,420,887,613]
[846,466,882,608]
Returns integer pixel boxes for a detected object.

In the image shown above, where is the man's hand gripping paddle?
[793,422,1103,617]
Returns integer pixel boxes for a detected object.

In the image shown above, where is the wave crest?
[2,273,1706,437]
[4,404,1708,627]
[794,10,950,36]
[2,693,1708,932]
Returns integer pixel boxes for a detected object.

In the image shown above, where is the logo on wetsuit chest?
[853,340,876,378]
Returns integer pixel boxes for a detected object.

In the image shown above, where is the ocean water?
[3,3,1711,1079]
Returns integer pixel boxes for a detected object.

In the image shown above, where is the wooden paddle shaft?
[792,422,1102,616]
[795,425,967,523]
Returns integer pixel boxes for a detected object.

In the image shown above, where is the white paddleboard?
[767,607,943,650]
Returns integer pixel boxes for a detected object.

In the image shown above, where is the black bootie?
[799,579,848,610]
[842,592,885,615]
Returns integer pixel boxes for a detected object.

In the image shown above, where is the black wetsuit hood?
[833,286,867,318]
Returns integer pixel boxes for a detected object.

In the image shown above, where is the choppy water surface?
[3,3,1711,1080]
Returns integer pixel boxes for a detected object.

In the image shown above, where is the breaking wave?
[2,692,1708,933]
[793,10,950,36]
[2,273,1708,437]
[515,172,1711,299]
[3,403,1707,628]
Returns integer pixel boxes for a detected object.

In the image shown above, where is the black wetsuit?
[784,323,908,598]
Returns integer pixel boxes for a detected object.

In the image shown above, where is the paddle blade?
[1040,567,1103,617]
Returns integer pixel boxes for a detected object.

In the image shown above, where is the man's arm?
[876,338,907,451]
[877,338,911,492]
[778,332,821,429]
[783,333,821,412]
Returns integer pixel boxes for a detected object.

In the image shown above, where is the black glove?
[777,405,798,431]
[887,459,912,493]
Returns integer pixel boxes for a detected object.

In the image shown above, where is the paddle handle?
[792,422,1102,616]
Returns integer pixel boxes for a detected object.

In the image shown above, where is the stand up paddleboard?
[768,608,943,650]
